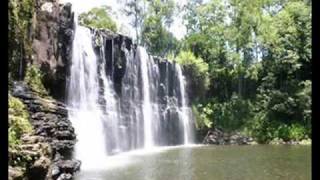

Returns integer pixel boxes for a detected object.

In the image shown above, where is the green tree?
[175,50,209,100]
[141,0,178,56]
[78,6,117,32]
[123,0,147,44]
[182,0,311,142]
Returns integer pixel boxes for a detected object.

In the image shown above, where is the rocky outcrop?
[202,128,255,145]
[9,136,51,180]
[32,0,74,101]
[9,166,25,180]
[10,81,80,180]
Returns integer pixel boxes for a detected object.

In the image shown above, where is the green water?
[75,145,311,180]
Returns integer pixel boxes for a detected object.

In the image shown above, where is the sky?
[60,0,188,40]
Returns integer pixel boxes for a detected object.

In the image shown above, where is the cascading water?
[67,23,108,169]
[139,47,155,148]
[176,65,193,144]
[66,3,195,170]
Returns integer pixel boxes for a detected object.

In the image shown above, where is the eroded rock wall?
[10,81,80,180]
[32,0,74,101]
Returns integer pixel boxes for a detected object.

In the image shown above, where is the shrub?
[288,124,307,141]
[25,65,47,95]
[175,51,208,76]
[192,104,213,130]
[175,51,209,100]
[193,94,254,132]
[9,95,33,149]
[78,6,117,32]
[248,111,309,143]
[247,111,277,143]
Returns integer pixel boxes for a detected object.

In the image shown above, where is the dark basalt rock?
[92,29,133,96]
[27,156,51,180]
[57,173,73,180]
[202,128,254,145]
[32,1,74,101]
[51,140,75,157]
[10,81,79,180]
[54,160,81,174]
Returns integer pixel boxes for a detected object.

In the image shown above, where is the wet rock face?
[11,81,80,180]
[92,30,191,148]
[202,128,254,145]
[92,29,133,96]
[32,1,74,101]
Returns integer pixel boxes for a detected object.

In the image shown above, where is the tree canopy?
[78,6,117,32]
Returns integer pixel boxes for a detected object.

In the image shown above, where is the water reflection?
[75,145,311,180]
[177,147,193,180]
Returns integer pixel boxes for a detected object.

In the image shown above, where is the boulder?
[9,166,25,180]
[55,159,81,174]
[27,156,51,180]
[202,128,254,145]
[51,165,60,179]
[57,173,73,180]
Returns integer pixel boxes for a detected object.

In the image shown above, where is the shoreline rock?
[202,128,255,145]
[10,81,80,180]
[201,128,311,146]
[269,138,311,145]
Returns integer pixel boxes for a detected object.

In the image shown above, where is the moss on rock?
[8,0,35,80]
[25,65,48,96]
[9,95,33,150]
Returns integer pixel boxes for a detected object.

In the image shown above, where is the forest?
[87,0,312,143]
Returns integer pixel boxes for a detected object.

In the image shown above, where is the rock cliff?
[32,0,74,101]
[9,81,80,180]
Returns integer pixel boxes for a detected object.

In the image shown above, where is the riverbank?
[9,81,80,180]
[200,128,311,146]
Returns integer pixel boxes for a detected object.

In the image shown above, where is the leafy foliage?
[123,0,146,44]
[8,0,35,80]
[140,0,178,56]
[183,0,311,142]
[141,16,179,56]
[79,6,117,32]
[9,95,33,149]
[25,65,48,96]
[194,95,253,132]
[192,104,213,130]
[175,51,209,99]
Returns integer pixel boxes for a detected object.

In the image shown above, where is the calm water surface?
[75,145,311,180]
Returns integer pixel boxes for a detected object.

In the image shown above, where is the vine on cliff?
[25,65,48,96]
[8,0,35,80]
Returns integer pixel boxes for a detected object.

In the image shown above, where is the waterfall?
[67,23,107,169]
[139,47,155,148]
[67,8,195,170]
[176,65,193,144]
[96,32,122,154]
